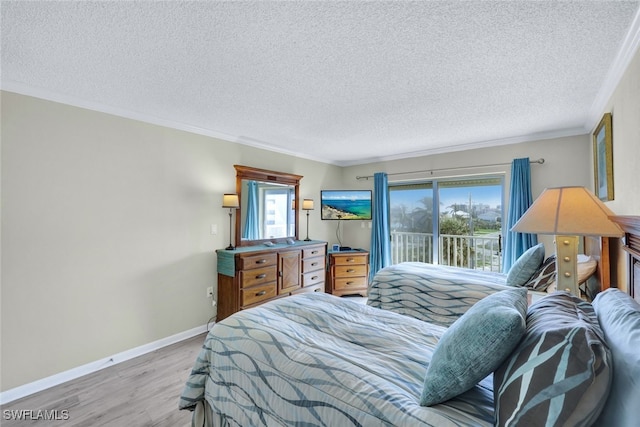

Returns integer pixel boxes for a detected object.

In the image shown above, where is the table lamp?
[511,186,623,295]
[222,193,240,250]
[302,199,314,241]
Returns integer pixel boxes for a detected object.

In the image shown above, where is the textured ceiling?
[2,1,639,166]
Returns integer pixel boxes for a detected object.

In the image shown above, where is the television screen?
[321,190,372,220]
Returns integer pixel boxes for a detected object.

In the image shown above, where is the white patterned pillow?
[523,255,556,291]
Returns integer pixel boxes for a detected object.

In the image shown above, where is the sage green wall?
[601,47,640,216]
[597,47,640,292]
[342,134,593,252]
[0,91,342,391]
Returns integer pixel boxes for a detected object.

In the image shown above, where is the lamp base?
[225,244,235,251]
[304,238,311,241]
[555,235,579,295]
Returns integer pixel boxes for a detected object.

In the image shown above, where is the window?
[389,176,504,271]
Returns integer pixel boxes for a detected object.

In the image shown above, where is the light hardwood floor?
[1,333,207,427]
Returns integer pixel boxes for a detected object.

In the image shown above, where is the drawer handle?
[314,288,321,292]
[255,290,267,296]
[311,276,319,280]
[346,258,355,262]
[255,259,267,264]
[256,274,267,279]
[346,281,355,285]
[311,250,318,254]
[311,262,318,266]
[346,269,356,273]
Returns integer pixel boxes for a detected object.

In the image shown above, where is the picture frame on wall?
[593,112,614,201]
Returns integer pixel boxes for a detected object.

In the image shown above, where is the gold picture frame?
[593,112,614,201]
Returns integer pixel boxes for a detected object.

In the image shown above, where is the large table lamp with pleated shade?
[511,186,623,296]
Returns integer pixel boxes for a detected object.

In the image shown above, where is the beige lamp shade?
[222,194,240,209]
[511,187,623,237]
[302,199,314,210]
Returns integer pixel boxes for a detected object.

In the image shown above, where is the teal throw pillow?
[506,243,545,287]
[420,287,527,406]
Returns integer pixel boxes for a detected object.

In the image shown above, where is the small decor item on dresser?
[302,199,314,241]
[222,193,240,250]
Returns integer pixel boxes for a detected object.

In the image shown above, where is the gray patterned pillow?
[524,255,556,291]
[494,293,612,426]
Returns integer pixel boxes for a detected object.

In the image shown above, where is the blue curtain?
[503,158,538,272]
[242,181,260,240]
[370,172,391,281]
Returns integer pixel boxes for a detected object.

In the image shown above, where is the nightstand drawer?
[241,283,277,306]
[334,277,367,291]
[239,266,277,288]
[238,253,277,270]
[334,264,368,277]
[333,254,368,266]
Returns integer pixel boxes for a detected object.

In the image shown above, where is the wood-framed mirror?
[234,165,302,247]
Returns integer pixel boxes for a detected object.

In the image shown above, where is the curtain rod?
[355,158,545,180]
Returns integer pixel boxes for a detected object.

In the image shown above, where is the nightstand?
[326,249,369,297]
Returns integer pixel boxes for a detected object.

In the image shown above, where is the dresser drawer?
[238,253,277,270]
[303,246,325,259]
[302,257,324,273]
[239,266,277,288]
[333,264,368,277]
[293,283,324,294]
[334,276,367,291]
[332,254,368,266]
[241,283,277,307]
[303,269,325,287]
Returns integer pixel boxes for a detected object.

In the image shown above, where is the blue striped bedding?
[179,290,495,426]
[368,262,510,327]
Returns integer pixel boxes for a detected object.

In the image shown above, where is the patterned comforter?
[368,262,509,327]
[179,290,495,426]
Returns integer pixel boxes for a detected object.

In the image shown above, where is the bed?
[178,291,495,426]
[180,238,639,427]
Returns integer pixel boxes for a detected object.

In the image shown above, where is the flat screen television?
[320,190,372,220]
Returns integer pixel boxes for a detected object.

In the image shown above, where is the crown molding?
[336,126,588,167]
[586,5,640,130]
[0,81,340,166]
[1,81,242,142]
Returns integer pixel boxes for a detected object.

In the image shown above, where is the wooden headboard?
[584,235,612,297]
[610,215,640,303]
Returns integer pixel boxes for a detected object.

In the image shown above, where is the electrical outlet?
[206,287,213,297]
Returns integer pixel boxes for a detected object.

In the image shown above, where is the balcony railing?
[390,231,503,272]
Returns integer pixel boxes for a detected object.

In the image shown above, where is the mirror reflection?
[240,179,296,241]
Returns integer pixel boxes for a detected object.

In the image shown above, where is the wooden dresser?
[326,249,370,297]
[216,241,327,320]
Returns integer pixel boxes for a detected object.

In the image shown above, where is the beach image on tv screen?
[321,190,372,220]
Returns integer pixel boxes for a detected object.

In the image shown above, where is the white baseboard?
[0,324,209,405]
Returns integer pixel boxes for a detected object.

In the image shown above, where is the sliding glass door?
[389,176,504,271]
